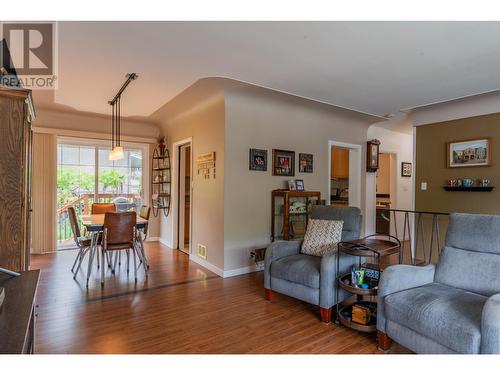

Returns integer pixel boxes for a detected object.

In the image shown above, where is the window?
[56,138,147,249]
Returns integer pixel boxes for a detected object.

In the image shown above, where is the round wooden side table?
[336,235,401,333]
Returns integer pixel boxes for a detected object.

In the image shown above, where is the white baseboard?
[158,237,173,248]
[189,255,224,277]
[146,237,160,242]
[222,263,264,278]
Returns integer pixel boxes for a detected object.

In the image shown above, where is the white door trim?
[171,137,193,254]
[328,140,362,209]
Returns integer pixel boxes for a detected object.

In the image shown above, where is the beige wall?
[223,86,376,271]
[158,94,226,271]
[415,112,500,214]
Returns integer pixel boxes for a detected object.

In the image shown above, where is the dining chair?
[138,205,151,269]
[139,205,151,239]
[91,202,117,214]
[101,211,147,286]
[68,206,93,276]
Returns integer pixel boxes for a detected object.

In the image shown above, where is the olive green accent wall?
[415,112,500,214]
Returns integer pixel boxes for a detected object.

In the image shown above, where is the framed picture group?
[249,148,314,177]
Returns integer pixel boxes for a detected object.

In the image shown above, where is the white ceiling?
[34,21,500,119]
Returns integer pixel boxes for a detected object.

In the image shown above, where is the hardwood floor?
[31,243,408,354]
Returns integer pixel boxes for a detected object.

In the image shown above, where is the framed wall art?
[272,149,295,176]
[401,162,412,177]
[249,148,267,171]
[447,138,491,168]
[298,153,313,173]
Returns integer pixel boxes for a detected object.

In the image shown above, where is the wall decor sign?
[249,148,267,171]
[447,138,491,168]
[197,152,216,179]
[273,149,295,176]
[401,162,412,177]
[299,153,313,173]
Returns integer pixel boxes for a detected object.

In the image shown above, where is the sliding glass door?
[57,138,145,249]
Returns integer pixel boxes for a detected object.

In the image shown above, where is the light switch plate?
[421,182,428,191]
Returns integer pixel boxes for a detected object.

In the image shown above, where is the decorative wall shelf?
[151,140,171,217]
[443,186,494,192]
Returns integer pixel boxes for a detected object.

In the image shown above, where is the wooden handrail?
[57,193,140,214]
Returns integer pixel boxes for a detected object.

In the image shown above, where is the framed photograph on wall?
[298,153,313,173]
[288,180,297,191]
[447,138,491,168]
[401,162,412,177]
[249,148,267,171]
[272,149,295,176]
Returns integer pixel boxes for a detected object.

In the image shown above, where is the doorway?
[328,141,362,209]
[177,142,191,254]
[375,152,397,235]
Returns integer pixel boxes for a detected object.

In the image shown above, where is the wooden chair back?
[92,203,116,214]
[67,206,81,242]
[103,211,136,248]
[139,205,151,238]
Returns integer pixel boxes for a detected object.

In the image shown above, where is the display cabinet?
[271,190,321,241]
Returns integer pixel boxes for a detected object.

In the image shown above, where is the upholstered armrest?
[377,264,435,333]
[378,264,436,297]
[481,293,500,354]
[264,240,302,289]
[319,252,337,309]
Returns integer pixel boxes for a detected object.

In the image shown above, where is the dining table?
[78,213,149,287]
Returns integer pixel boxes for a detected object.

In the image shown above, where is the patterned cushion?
[301,219,343,256]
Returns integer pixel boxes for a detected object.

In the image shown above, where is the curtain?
[32,132,57,253]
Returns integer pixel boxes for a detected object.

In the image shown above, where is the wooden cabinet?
[331,147,349,179]
[0,86,35,272]
[271,190,321,241]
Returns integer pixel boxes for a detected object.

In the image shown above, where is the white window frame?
[56,136,150,209]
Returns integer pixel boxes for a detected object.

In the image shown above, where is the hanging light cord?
[108,73,138,152]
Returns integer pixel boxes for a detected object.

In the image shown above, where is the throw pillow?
[301,219,343,256]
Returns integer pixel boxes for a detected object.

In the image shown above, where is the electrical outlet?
[197,244,207,259]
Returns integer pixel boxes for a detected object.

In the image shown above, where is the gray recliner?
[264,205,362,323]
[378,213,500,354]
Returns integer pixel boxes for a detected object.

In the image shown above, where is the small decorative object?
[462,178,474,187]
[289,201,307,214]
[401,162,412,177]
[158,136,166,156]
[197,152,216,179]
[295,179,305,191]
[288,180,297,191]
[479,179,491,187]
[273,149,295,176]
[447,138,490,168]
[352,304,372,325]
[366,139,381,172]
[249,148,267,171]
[298,153,313,173]
[291,221,306,237]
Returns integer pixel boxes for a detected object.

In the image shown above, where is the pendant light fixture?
[109,73,138,161]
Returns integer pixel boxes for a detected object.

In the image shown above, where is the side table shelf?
[336,235,401,333]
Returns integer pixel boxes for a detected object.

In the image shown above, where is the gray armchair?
[378,213,500,354]
[264,205,362,323]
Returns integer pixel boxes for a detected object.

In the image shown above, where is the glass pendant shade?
[109,146,124,161]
